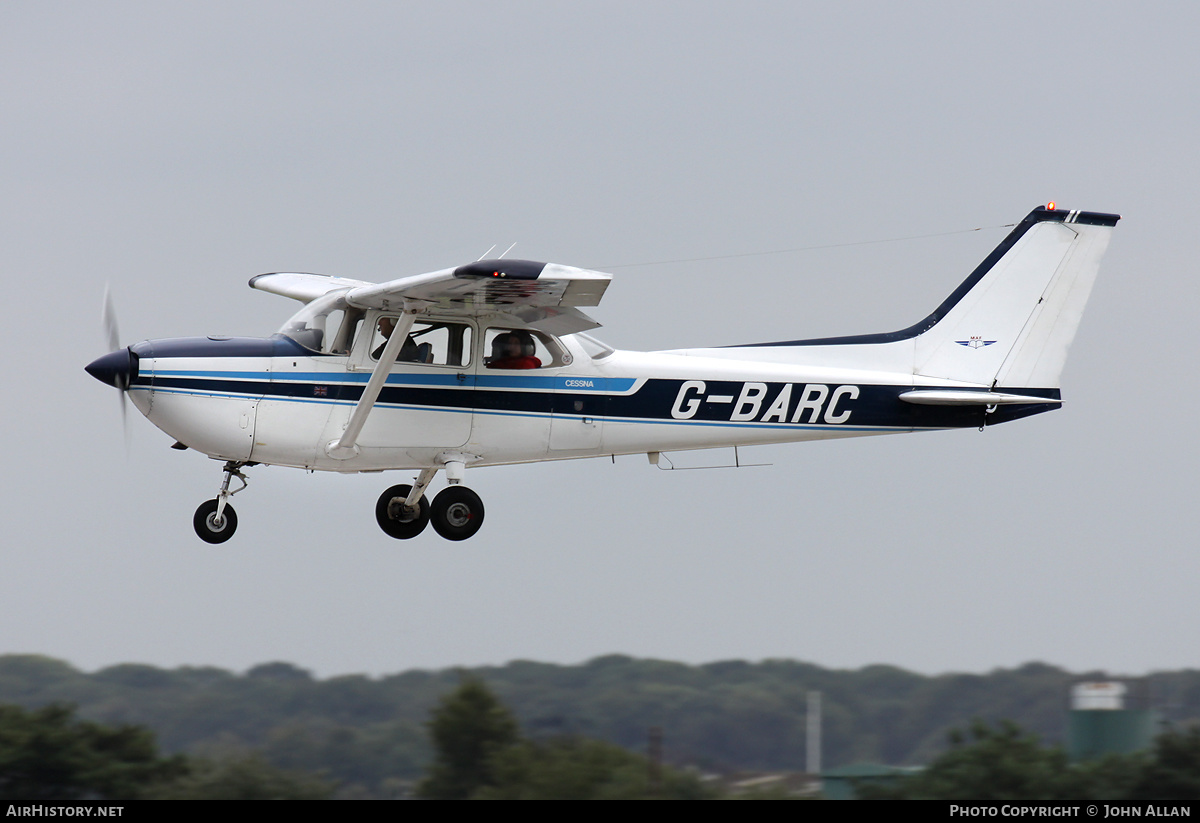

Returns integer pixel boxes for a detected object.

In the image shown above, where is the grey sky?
[3,1,1196,678]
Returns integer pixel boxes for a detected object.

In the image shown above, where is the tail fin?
[723,205,1119,390]
[911,205,1119,388]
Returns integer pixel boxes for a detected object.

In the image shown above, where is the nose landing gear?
[193,461,252,544]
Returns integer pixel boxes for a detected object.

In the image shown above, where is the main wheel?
[430,486,485,541]
[375,484,430,539]
[194,499,237,544]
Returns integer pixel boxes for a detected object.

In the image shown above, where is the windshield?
[278,290,352,352]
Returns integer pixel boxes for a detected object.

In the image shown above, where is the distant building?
[1067,681,1156,762]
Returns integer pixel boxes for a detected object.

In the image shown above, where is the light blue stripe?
[152,370,638,391]
[154,369,467,387]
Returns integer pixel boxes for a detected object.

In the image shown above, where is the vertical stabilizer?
[913,207,1118,388]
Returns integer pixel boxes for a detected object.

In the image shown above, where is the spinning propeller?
[85,285,139,439]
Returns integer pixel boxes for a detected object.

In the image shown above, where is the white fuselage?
[125,318,1031,474]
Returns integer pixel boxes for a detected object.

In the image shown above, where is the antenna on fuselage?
[476,245,497,261]
[498,242,517,259]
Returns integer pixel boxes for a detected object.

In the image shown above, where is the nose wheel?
[194,499,238,544]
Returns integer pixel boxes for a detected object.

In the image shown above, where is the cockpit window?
[278,291,361,354]
[482,328,567,370]
[370,318,473,367]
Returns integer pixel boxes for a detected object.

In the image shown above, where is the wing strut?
[326,310,417,460]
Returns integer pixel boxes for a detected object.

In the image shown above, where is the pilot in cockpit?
[486,331,542,370]
[371,317,394,357]
[372,317,426,362]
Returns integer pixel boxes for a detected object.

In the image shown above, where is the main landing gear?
[375,460,486,541]
[193,461,252,544]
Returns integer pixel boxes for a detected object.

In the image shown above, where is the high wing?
[345,259,611,335]
[248,272,375,303]
[251,259,612,336]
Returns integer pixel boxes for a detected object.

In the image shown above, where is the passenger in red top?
[486,331,542,370]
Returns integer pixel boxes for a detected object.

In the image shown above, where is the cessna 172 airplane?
[86,204,1118,543]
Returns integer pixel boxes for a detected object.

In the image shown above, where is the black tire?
[375,484,430,539]
[194,499,237,544]
[430,486,485,541]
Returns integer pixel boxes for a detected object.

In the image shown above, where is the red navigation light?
[1047,202,1056,211]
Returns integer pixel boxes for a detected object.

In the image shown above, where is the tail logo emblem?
[956,336,996,349]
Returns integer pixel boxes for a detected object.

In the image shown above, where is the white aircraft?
[86,204,1118,543]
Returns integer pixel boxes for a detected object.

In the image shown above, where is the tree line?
[2,653,1198,797]
[4,682,1199,799]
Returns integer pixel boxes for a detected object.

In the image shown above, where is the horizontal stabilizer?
[899,390,1061,406]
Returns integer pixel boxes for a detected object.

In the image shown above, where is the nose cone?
[86,348,139,389]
